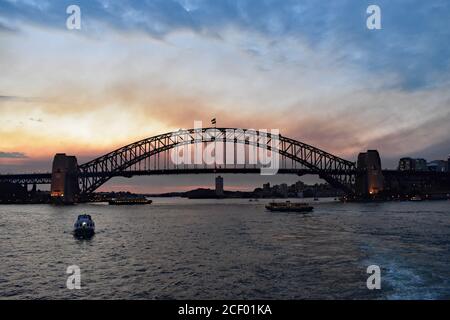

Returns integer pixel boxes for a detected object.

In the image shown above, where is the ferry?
[74,214,95,238]
[108,196,153,205]
[265,201,314,213]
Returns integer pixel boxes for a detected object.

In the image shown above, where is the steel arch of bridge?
[78,128,357,195]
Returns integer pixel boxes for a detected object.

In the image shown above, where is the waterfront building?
[398,157,428,171]
[279,183,288,198]
[398,157,414,171]
[295,181,306,192]
[427,160,447,172]
[414,158,428,171]
[0,182,27,201]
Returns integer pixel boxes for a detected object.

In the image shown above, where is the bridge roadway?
[2,169,449,188]
[0,168,359,186]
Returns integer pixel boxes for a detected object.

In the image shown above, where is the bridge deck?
[0,168,357,185]
[2,169,448,186]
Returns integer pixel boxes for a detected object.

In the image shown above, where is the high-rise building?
[427,160,447,172]
[398,157,414,171]
[295,181,305,192]
[398,157,429,171]
[414,158,428,171]
[279,183,288,198]
[215,176,224,196]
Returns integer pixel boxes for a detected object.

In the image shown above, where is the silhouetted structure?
[1,128,449,203]
[383,170,450,198]
[427,160,447,172]
[398,158,428,171]
[399,157,415,171]
[50,153,79,204]
[0,182,27,201]
[253,180,343,198]
[356,150,384,196]
[215,176,224,197]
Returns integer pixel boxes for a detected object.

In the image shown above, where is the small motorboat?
[74,214,95,238]
[410,195,423,201]
[265,201,313,213]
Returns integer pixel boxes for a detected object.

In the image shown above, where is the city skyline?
[1,0,450,192]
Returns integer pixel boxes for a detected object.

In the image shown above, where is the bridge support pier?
[50,154,79,204]
[356,150,384,197]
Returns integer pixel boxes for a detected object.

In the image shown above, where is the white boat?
[74,214,95,238]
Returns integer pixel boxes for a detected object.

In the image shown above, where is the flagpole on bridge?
[211,118,217,180]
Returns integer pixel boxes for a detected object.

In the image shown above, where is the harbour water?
[1,198,450,299]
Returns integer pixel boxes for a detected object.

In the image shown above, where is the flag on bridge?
[211,118,216,126]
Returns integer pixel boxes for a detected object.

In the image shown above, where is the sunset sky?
[1,0,450,192]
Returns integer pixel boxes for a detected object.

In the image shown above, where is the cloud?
[415,138,450,161]
[1,24,450,163]
[0,21,16,33]
[1,0,450,187]
[0,151,28,158]
[1,0,449,89]
[364,111,450,158]
[28,117,43,122]
[0,95,37,102]
[0,95,18,101]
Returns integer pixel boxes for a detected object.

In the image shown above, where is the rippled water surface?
[1,198,450,299]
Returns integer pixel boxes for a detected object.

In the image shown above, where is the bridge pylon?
[356,150,384,196]
[50,153,79,204]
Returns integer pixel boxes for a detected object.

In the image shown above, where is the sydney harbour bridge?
[3,127,446,203]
